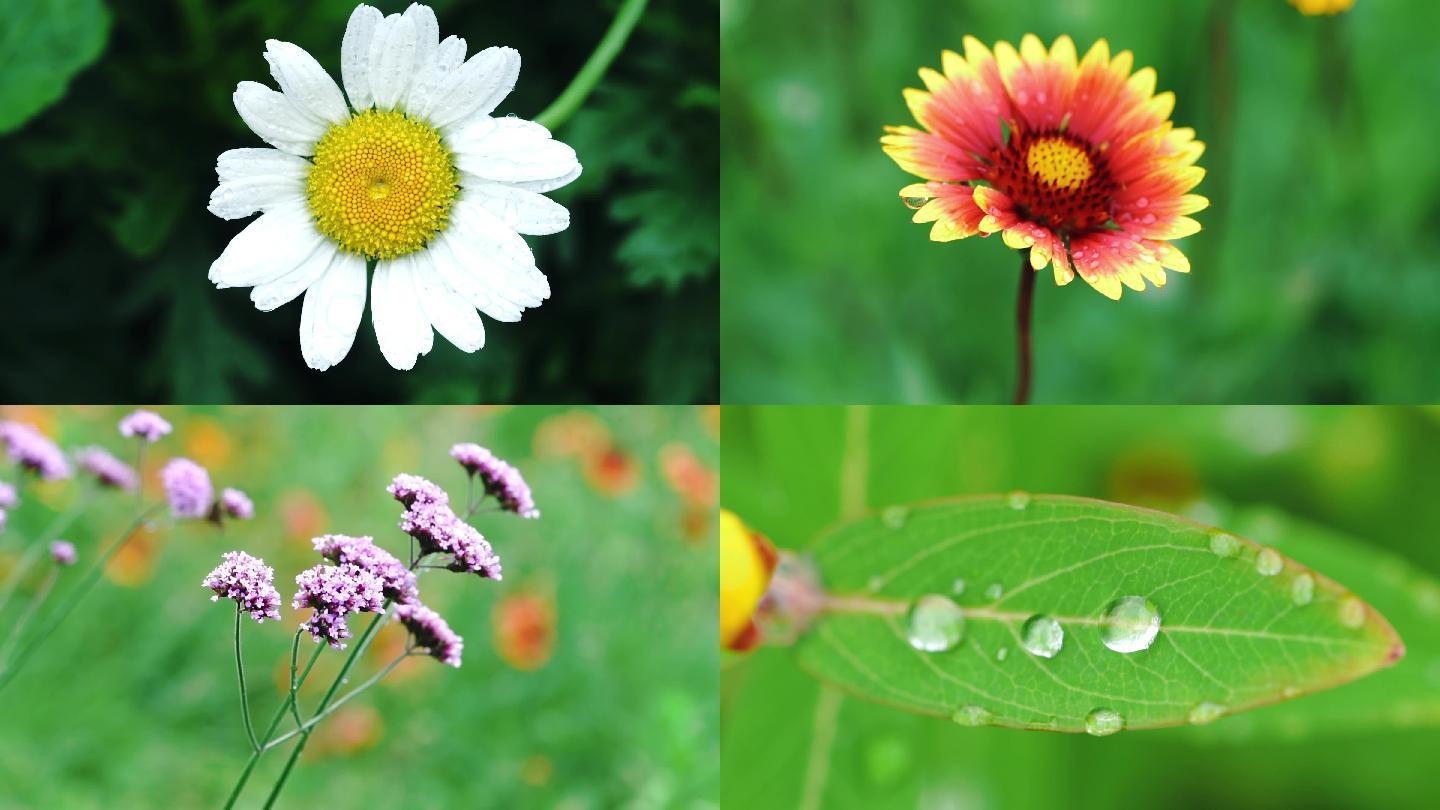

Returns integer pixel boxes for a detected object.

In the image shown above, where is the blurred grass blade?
[796,495,1404,733]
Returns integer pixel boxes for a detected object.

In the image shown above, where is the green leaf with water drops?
[0,0,110,134]
[794,495,1404,735]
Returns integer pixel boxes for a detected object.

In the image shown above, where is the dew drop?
[1135,196,1149,208]
[1281,685,1301,699]
[1291,573,1315,606]
[1209,532,1240,558]
[996,646,1009,662]
[1085,708,1124,736]
[1188,701,1226,725]
[867,575,883,592]
[984,582,1004,600]
[1006,490,1031,510]
[952,704,992,726]
[902,196,932,210]
[1338,595,1365,628]
[951,578,966,596]
[1255,547,1283,577]
[1100,595,1161,654]
[1020,615,1064,659]
[882,505,909,529]
[906,594,966,652]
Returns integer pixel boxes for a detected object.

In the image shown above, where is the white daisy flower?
[208,2,581,371]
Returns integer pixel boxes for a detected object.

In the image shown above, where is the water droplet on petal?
[882,505,909,529]
[903,196,932,210]
[984,582,1004,600]
[1209,532,1240,558]
[1338,595,1365,628]
[1135,196,1149,208]
[952,704,992,726]
[1100,596,1161,654]
[1291,574,1315,606]
[1188,702,1226,725]
[996,646,1009,662]
[1020,615,1064,659]
[1007,491,1031,510]
[1085,708,1124,736]
[951,578,966,596]
[1255,547,1283,576]
[906,594,966,652]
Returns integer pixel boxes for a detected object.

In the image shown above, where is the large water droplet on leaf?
[1007,491,1031,510]
[952,705,991,726]
[1020,615,1064,659]
[1209,532,1239,558]
[1256,547,1283,576]
[1085,708,1124,736]
[906,594,966,653]
[1188,701,1226,725]
[1291,573,1315,606]
[1100,596,1161,654]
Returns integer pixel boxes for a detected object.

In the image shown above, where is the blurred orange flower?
[583,446,639,498]
[493,588,557,671]
[659,442,717,509]
[105,521,162,587]
[184,417,233,471]
[533,411,611,460]
[279,488,330,541]
[307,705,383,759]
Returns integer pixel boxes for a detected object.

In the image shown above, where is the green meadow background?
[720,0,1440,403]
[0,405,718,807]
[721,405,1440,809]
[0,0,717,403]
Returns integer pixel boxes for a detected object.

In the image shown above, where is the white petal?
[341,4,383,110]
[449,117,580,184]
[233,81,326,156]
[400,3,438,109]
[506,165,583,194]
[464,181,570,235]
[423,47,520,129]
[436,35,466,73]
[368,13,417,111]
[412,251,485,352]
[300,253,367,371]
[250,241,338,312]
[445,198,551,307]
[428,237,525,322]
[209,148,309,220]
[408,33,465,116]
[371,258,432,370]
[264,40,349,125]
[209,202,328,289]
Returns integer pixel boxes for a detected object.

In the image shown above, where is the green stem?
[0,568,58,667]
[221,636,323,810]
[533,0,649,130]
[261,608,389,809]
[263,649,412,751]
[234,607,259,751]
[0,505,160,696]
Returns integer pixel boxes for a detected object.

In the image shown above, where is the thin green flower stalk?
[534,0,650,130]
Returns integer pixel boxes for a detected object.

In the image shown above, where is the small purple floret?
[118,410,172,443]
[395,603,464,667]
[450,443,539,518]
[162,458,213,519]
[76,447,139,491]
[313,534,418,604]
[0,481,16,509]
[399,500,502,581]
[0,421,72,480]
[293,563,386,649]
[221,488,254,520]
[50,540,77,566]
[203,551,282,622]
[387,473,449,508]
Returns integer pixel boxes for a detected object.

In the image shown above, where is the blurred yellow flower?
[720,509,775,651]
[1289,0,1354,14]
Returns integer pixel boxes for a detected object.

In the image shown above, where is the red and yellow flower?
[720,509,776,652]
[883,35,1207,300]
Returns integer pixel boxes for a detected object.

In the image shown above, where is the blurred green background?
[720,0,1440,403]
[0,0,717,403]
[0,405,718,807]
[722,405,1440,809]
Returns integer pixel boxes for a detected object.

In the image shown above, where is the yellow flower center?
[306,110,459,260]
[1025,135,1094,191]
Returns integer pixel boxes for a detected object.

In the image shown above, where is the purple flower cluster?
[203,551,282,623]
[0,421,72,480]
[313,534,418,604]
[395,603,463,667]
[450,443,539,518]
[392,474,503,580]
[220,488,254,520]
[162,458,213,519]
[293,563,385,648]
[76,447,139,491]
[0,481,16,509]
[50,540,77,566]
[118,409,172,443]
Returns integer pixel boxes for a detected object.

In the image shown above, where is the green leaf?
[795,495,1403,733]
[0,0,111,134]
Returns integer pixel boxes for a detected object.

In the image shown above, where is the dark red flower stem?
[1013,251,1035,405]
